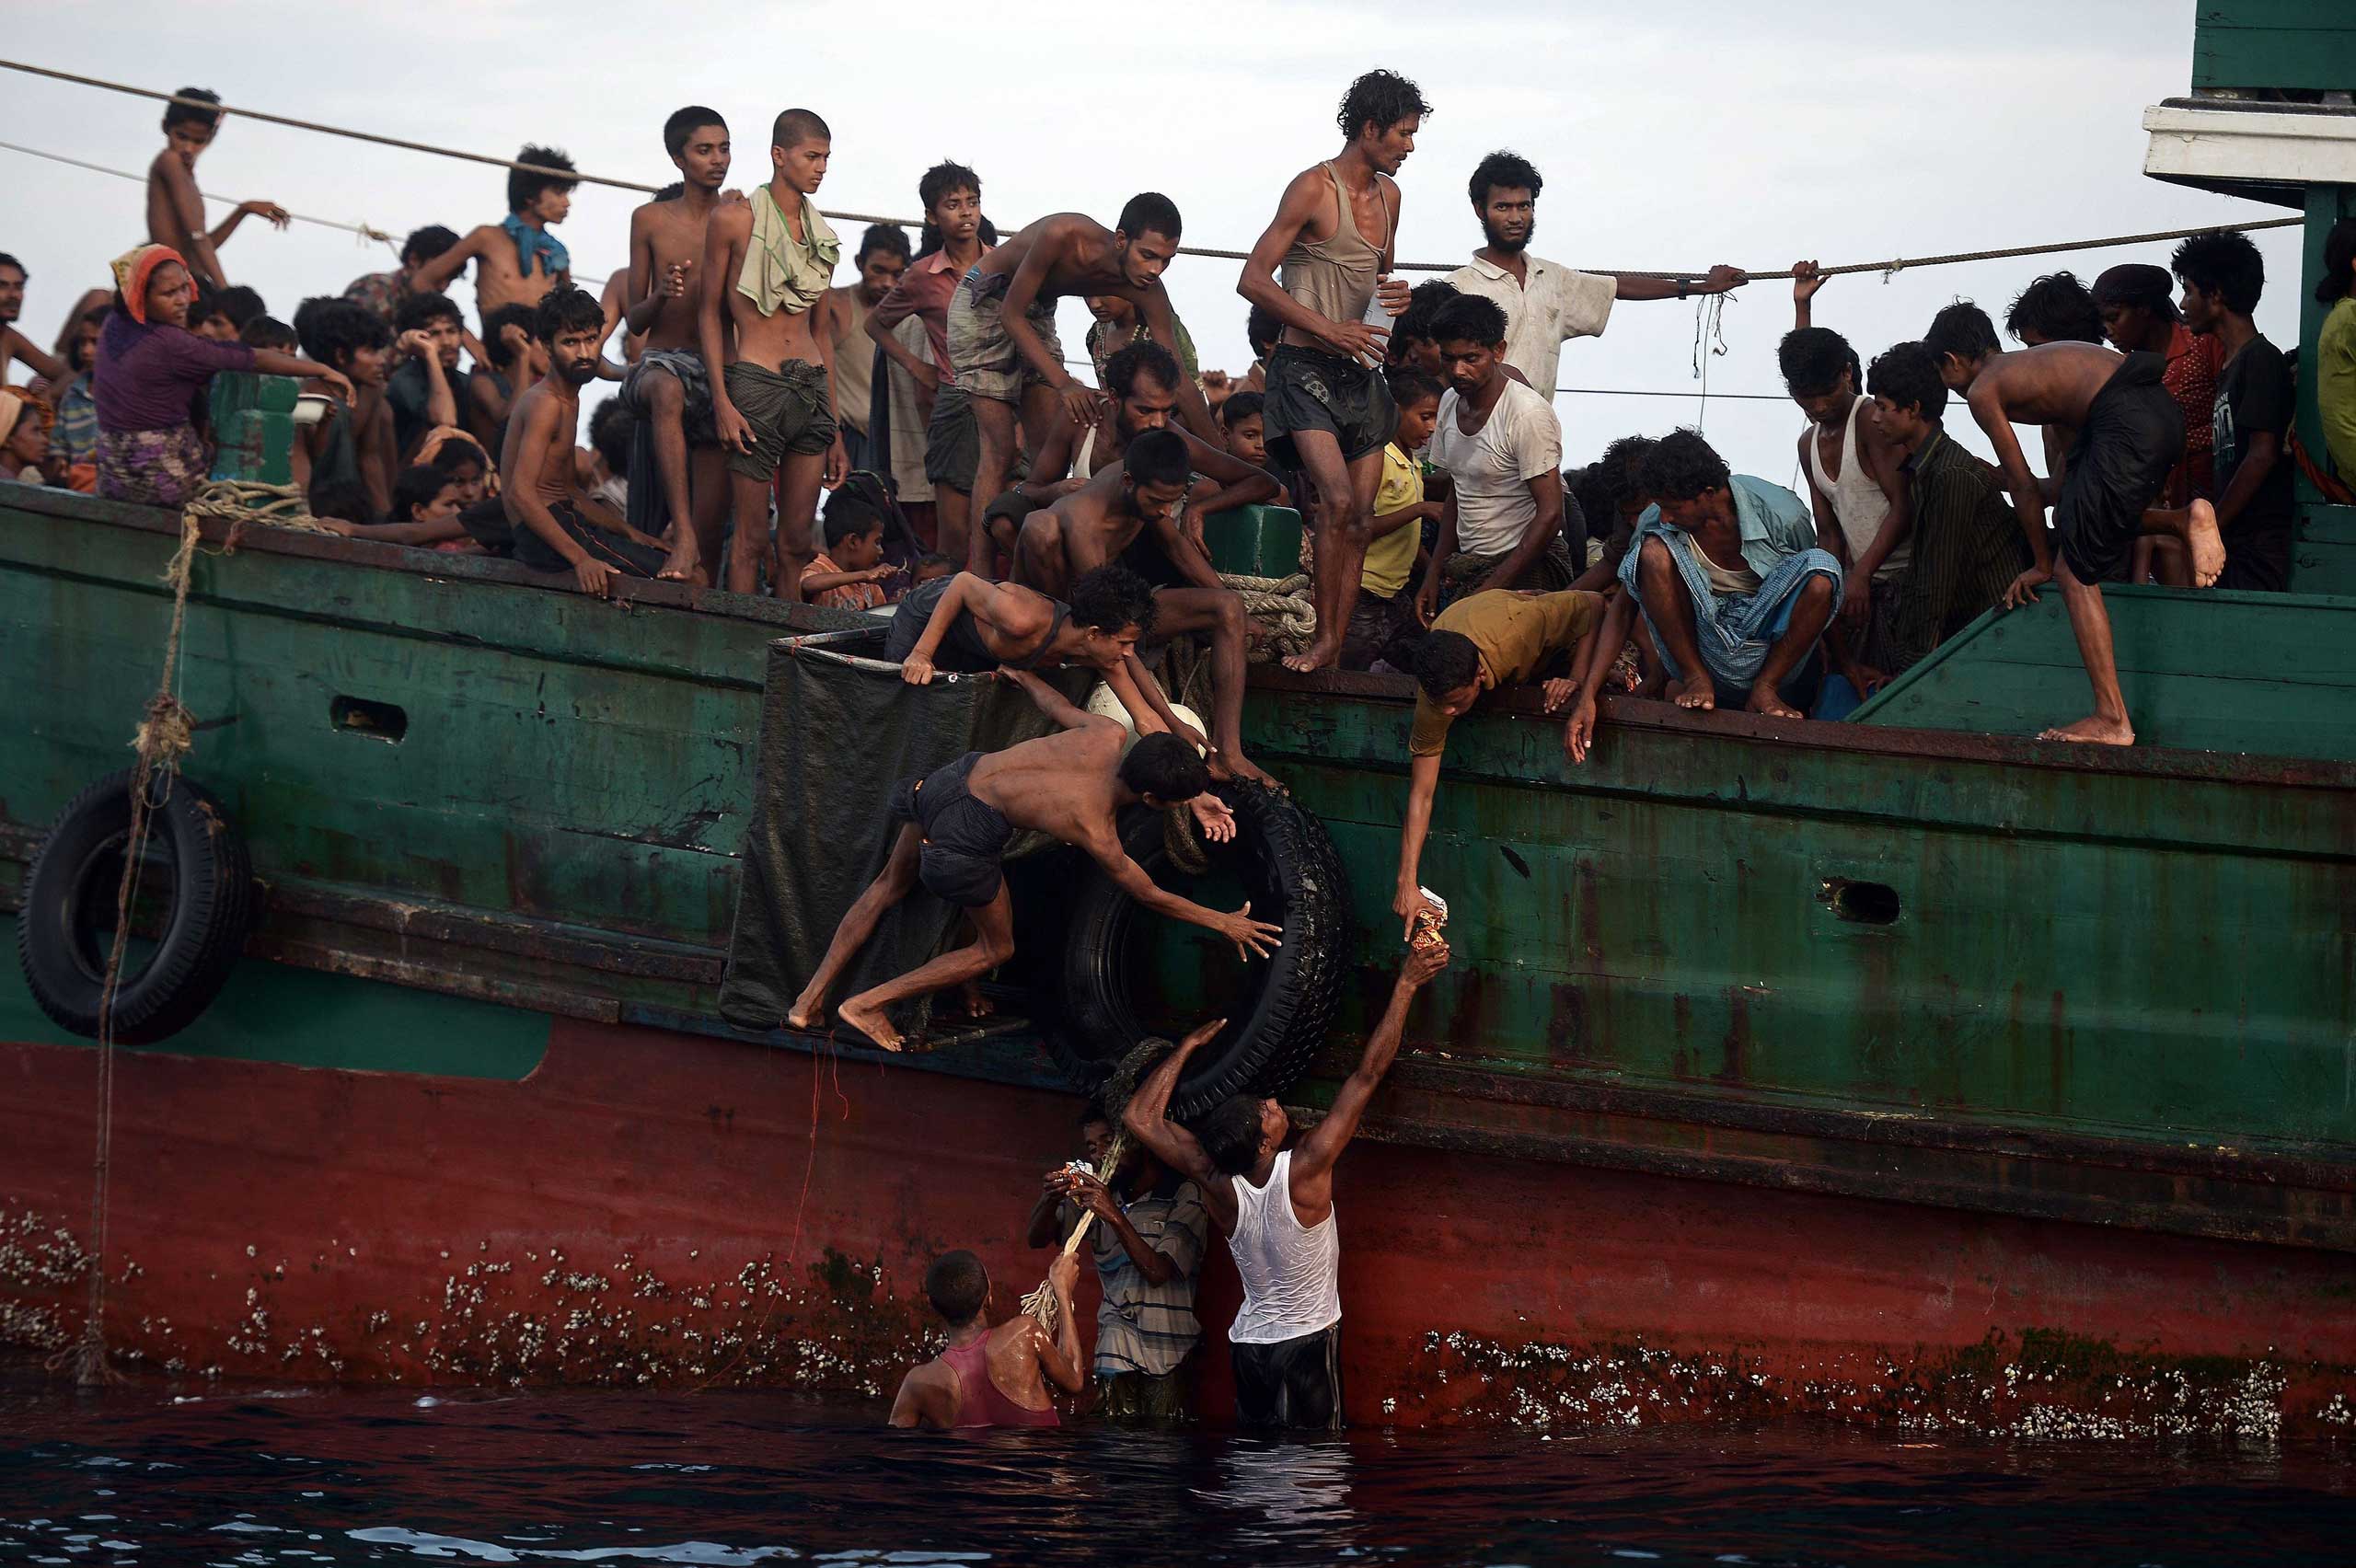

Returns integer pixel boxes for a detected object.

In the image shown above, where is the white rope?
[0,138,398,251]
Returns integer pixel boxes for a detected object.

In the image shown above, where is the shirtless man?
[1924,302,2223,745]
[789,665,1279,1050]
[501,287,679,595]
[1013,428,1276,786]
[702,108,850,600]
[410,144,579,325]
[1239,69,1428,674]
[144,87,288,292]
[1019,340,1269,507]
[889,1250,1080,1430]
[887,564,1211,751]
[950,195,1216,572]
[615,110,737,583]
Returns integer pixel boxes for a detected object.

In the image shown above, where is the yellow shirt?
[1363,443,1423,599]
[1408,589,1604,756]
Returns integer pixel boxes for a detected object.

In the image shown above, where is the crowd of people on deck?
[6,68,2356,1431]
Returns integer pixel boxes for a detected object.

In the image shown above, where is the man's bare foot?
[1207,750,1280,790]
[1281,636,1341,674]
[836,997,904,1051]
[1746,680,1803,720]
[2186,500,2225,588]
[784,994,827,1032]
[2038,713,2135,745]
[657,540,699,582]
[961,983,996,1020]
[1664,675,1715,711]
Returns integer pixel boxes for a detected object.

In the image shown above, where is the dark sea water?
[1,1381,2351,1567]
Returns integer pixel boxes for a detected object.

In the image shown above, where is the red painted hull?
[6,1019,2352,1435]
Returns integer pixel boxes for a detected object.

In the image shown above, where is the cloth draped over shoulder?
[739,186,840,316]
[501,214,571,282]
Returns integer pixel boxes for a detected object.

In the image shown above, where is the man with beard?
[1239,68,1427,674]
[1446,151,1746,398]
[502,286,678,594]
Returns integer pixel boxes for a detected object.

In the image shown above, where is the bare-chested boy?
[145,87,288,292]
[1013,427,1276,787]
[1923,302,2223,745]
[950,195,1217,572]
[702,108,849,600]
[614,110,737,583]
[1239,69,1428,674]
[411,144,579,326]
[789,664,1279,1050]
[501,287,682,597]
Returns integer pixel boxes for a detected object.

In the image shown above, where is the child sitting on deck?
[95,245,347,508]
[803,495,898,610]
[318,464,474,549]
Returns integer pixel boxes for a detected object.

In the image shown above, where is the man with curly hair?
[1240,68,1428,674]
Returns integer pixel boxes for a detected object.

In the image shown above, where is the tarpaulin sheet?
[718,626,1091,1033]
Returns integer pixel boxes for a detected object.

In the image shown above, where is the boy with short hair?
[294,296,398,520]
[815,223,912,474]
[1865,342,2032,671]
[1221,390,1270,467]
[386,292,466,458]
[888,1250,1080,1430]
[1923,300,2223,744]
[1342,368,1442,671]
[470,301,542,456]
[320,464,470,548]
[1777,321,1909,683]
[344,225,461,327]
[804,496,897,610]
[410,144,580,324]
[702,108,851,599]
[502,286,684,595]
[144,87,288,291]
[2173,230,2293,593]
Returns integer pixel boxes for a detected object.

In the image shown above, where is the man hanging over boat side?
[702,107,851,599]
[786,665,1279,1050]
[1923,302,2223,745]
[1238,68,1426,674]
[1123,940,1451,1431]
[949,192,1215,573]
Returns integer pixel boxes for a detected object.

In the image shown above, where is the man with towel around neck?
[701,106,851,599]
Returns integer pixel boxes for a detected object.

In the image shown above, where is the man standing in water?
[889,1249,1081,1429]
[701,107,850,599]
[1124,940,1451,1429]
[1238,69,1428,673]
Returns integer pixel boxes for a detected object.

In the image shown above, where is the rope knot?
[132,692,196,769]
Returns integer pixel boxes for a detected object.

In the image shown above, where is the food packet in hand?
[1410,887,1449,950]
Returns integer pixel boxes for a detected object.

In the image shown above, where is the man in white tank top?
[1124,940,1451,1429]
[1780,268,1913,688]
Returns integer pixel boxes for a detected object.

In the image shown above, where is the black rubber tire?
[1039,783,1348,1120]
[15,769,253,1044]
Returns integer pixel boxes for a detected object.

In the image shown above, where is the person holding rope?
[889,1248,1081,1430]
[1123,939,1451,1430]
[144,87,287,292]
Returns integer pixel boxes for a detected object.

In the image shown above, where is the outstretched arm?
[998,665,1106,731]
[1287,941,1449,1216]
[1392,751,1444,939]
[1966,381,2054,604]
[1036,1252,1087,1394]
[1121,1020,1228,1194]
[1612,265,1746,301]
[1086,830,1281,958]
[409,228,486,298]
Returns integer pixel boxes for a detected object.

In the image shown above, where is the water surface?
[2,1380,2350,1565]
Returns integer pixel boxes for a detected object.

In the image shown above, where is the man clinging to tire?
[788,667,1283,1051]
[1123,939,1451,1430]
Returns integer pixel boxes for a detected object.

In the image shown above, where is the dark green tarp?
[718,627,1089,1033]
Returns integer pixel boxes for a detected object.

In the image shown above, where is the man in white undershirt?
[1446,150,1748,398]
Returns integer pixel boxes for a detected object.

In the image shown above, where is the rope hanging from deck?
[59,478,315,1385]
[0,58,2304,281]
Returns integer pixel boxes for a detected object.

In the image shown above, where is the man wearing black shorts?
[1123,940,1452,1429]
[785,669,1279,1050]
[1239,69,1429,673]
[1926,302,2223,746]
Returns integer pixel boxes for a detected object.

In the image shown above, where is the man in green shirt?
[1393,588,1603,938]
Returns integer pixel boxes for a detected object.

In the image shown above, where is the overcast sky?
[0,0,2304,484]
